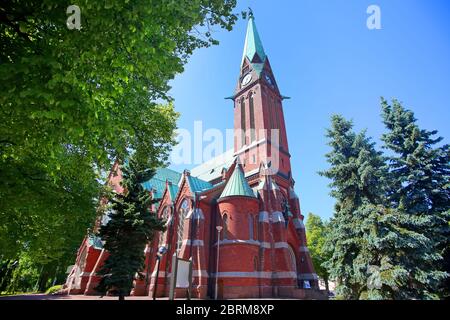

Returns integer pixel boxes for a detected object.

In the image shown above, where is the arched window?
[253,256,258,271]
[159,206,170,246]
[249,93,256,142]
[240,97,246,147]
[177,199,190,251]
[222,213,228,240]
[253,215,258,241]
[268,96,274,130]
[249,215,253,240]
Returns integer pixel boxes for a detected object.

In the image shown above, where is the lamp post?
[153,246,167,300]
[215,226,223,300]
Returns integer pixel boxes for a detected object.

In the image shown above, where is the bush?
[45,285,62,295]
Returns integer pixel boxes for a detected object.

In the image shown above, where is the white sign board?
[303,280,311,289]
[176,259,191,288]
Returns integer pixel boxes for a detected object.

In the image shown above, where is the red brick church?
[63,14,322,299]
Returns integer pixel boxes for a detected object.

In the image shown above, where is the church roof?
[167,183,179,201]
[242,15,266,65]
[220,164,256,199]
[190,149,235,183]
[186,174,213,193]
[141,168,182,200]
[88,234,103,249]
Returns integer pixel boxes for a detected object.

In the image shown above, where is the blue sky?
[168,0,450,221]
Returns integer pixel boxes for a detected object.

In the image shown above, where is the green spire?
[242,12,266,65]
[220,164,256,199]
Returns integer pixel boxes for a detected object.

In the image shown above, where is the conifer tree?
[321,115,443,299]
[381,98,450,298]
[96,158,165,300]
[320,115,386,299]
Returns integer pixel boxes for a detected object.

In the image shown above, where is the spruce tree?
[381,98,450,298]
[96,158,165,300]
[320,115,386,299]
[321,114,442,299]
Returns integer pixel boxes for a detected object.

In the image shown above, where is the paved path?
[0,294,173,300]
[0,294,295,300]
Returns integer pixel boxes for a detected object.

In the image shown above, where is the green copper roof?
[167,183,179,201]
[220,165,256,199]
[190,149,235,183]
[187,175,213,193]
[88,235,103,249]
[242,16,266,65]
[141,168,181,200]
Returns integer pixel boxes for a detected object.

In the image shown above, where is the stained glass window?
[177,199,190,250]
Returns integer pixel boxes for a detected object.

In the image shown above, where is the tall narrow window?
[274,99,282,146]
[249,215,253,240]
[249,93,256,142]
[267,95,273,131]
[240,97,246,147]
[159,206,170,246]
[253,215,258,241]
[274,98,280,130]
[223,213,228,240]
[177,199,189,251]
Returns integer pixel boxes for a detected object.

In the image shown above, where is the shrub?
[45,285,62,295]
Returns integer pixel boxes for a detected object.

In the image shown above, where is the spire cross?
[248,7,254,19]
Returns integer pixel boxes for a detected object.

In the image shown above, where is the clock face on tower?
[241,73,252,87]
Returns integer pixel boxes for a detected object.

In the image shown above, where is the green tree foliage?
[321,114,446,300]
[305,213,331,292]
[381,98,450,298]
[96,158,166,300]
[320,115,386,299]
[0,0,240,292]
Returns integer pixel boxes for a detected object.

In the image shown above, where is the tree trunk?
[119,294,125,301]
[325,277,330,294]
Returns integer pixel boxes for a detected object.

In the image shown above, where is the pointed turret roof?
[220,164,256,199]
[241,13,266,66]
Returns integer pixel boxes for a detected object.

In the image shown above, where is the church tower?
[232,12,291,180]
[229,12,319,295]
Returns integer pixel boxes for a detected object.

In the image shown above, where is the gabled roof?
[186,175,213,193]
[167,183,179,201]
[190,149,235,183]
[141,168,182,200]
[220,164,256,199]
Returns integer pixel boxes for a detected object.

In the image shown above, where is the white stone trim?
[274,242,289,249]
[192,270,209,278]
[214,240,290,249]
[297,273,318,280]
[215,239,260,247]
[211,271,297,279]
[271,211,285,223]
[182,239,204,246]
[151,271,167,277]
[234,138,267,155]
[185,208,205,220]
[259,211,269,223]
[260,242,289,249]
